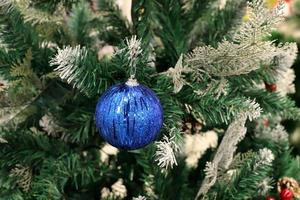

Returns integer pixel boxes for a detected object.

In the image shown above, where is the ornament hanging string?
[129,60,137,80]
[125,35,143,81]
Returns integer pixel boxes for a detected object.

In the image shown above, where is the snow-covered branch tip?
[0,0,14,13]
[101,178,127,199]
[255,148,275,167]
[155,135,180,171]
[195,116,248,199]
[119,35,143,70]
[125,35,143,61]
[162,54,191,93]
[133,196,147,200]
[232,0,285,43]
[50,45,87,85]
[255,122,289,142]
[184,0,287,82]
[240,99,262,121]
[257,178,273,196]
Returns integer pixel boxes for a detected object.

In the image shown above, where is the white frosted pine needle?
[196,116,248,198]
[100,187,111,199]
[155,135,179,170]
[0,0,14,13]
[101,178,127,199]
[162,54,191,93]
[111,178,127,198]
[39,114,63,137]
[257,177,273,196]
[203,162,218,181]
[258,148,275,165]
[241,99,262,121]
[182,0,197,11]
[270,124,289,142]
[143,175,157,199]
[255,122,289,142]
[277,68,296,96]
[275,43,298,72]
[99,143,119,163]
[50,45,87,85]
[254,148,275,170]
[133,196,147,200]
[125,35,143,64]
[0,136,8,143]
[186,0,286,80]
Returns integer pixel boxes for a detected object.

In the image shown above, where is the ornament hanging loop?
[127,59,138,86]
[129,61,137,80]
[125,35,142,81]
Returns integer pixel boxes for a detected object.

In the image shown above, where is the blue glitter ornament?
[95,79,163,150]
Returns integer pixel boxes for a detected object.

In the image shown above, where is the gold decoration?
[265,0,278,9]
[277,177,300,198]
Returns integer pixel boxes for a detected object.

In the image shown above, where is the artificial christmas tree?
[0,0,300,199]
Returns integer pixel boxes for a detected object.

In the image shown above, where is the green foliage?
[0,0,299,199]
[189,0,246,47]
[243,89,300,120]
[0,6,38,60]
[95,0,132,45]
[68,1,93,45]
[50,46,118,97]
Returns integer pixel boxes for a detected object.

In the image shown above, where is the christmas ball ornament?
[95,78,163,150]
[280,188,293,200]
[266,196,276,200]
[278,177,300,199]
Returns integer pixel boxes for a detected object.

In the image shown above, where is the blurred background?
[279,0,300,153]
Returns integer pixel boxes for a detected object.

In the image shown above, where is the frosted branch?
[195,116,247,199]
[39,114,64,137]
[255,122,289,142]
[195,100,261,200]
[274,43,298,95]
[195,101,260,199]
[239,99,262,121]
[133,196,147,200]
[185,0,285,80]
[155,135,180,171]
[101,178,127,199]
[125,35,143,62]
[257,177,273,196]
[162,54,191,93]
[256,148,275,166]
[50,45,87,88]
[0,0,14,13]
[119,35,143,77]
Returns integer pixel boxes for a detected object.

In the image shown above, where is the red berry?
[263,119,269,127]
[280,188,293,200]
[265,82,277,92]
[266,196,276,200]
